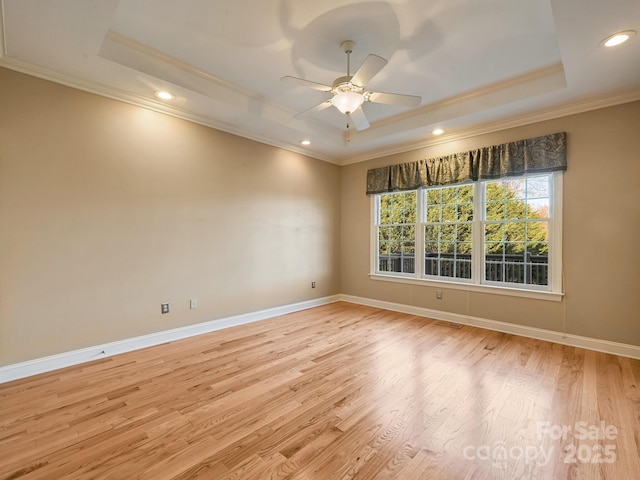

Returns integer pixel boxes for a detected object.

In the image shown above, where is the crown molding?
[339,88,640,165]
[0,56,342,165]
[1,53,638,168]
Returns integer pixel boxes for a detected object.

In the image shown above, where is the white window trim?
[370,173,564,302]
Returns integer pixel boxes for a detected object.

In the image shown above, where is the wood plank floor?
[1,301,639,479]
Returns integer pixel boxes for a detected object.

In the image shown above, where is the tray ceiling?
[1,0,639,164]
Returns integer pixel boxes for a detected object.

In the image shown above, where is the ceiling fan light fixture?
[331,91,364,114]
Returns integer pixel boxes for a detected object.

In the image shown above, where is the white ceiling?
[1,0,639,164]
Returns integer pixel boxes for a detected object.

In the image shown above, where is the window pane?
[529,257,549,286]
[425,241,439,254]
[504,223,525,244]
[425,224,438,242]
[526,199,549,219]
[379,194,391,224]
[426,189,441,205]
[457,224,472,242]
[486,201,505,220]
[527,176,550,199]
[456,257,472,279]
[440,242,455,254]
[458,202,473,221]
[485,224,504,245]
[442,204,456,222]
[426,204,442,222]
[505,200,526,220]
[376,191,416,274]
[403,194,417,223]
[456,241,472,279]
[525,221,549,243]
[483,175,553,287]
[458,185,473,201]
[505,242,525,254]
[439,257,455,277]
[457,241,472,254]
[404,242,415,254]
[423,184,473,280]
[506,179,526,199]
[440,224,455,242]
[526,242,548,255]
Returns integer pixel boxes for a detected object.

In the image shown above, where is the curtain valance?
[366,132,567,195]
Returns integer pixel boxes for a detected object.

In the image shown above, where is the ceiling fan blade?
[348,107,370,131]
[367,91,422,107]
[351,54,387,87]
[281,76,332,92]
[295,99,333,118]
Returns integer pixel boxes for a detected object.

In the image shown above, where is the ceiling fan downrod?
[341,40,355,77]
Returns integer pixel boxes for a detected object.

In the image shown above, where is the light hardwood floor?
[1,302,639,479]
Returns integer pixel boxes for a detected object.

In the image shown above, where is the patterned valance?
[366,132,567,195]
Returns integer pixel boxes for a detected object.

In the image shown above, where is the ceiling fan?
[281,40,422,131]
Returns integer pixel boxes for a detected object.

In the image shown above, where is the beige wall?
[2,65,639,367]
[341,101,640,347]
[0,68,341,365]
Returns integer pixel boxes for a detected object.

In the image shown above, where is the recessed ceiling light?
[432,128,444,136]
[301,140,311,146]
[154,90,174,100]
[601,30,636,47]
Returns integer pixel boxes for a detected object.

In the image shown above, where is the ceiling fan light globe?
[331,91,364,114]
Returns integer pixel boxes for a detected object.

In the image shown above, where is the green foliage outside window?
[484,178,549,255]
[376,175,553,286]
[378,191,416,273]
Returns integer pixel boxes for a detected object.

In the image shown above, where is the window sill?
[369,273,564,302]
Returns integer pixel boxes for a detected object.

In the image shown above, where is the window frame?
[422,183,475,283]
[370,172,563,301]
[375,190,418,277]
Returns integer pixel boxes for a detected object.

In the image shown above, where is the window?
[483,176,551,287]
[372,173,562,297]
[376,191,416,274]
[424,184,474,280]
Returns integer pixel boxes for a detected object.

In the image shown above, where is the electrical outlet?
[190,298,198,309]
[436,290,443,300]
[161,302,170,314]
[311,281,316,288]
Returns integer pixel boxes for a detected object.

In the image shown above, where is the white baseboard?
[3,293,638,384]
[0,295,341,384]
[339,294,640,360]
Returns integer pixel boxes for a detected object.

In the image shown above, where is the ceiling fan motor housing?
[332,75,364,95]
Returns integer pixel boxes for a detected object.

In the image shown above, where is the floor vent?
[435,321,463,329]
